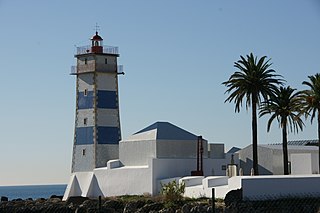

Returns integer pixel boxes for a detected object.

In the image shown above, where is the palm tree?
[223,53,283,175]
[302,74,320,173]
[260,86,304,175]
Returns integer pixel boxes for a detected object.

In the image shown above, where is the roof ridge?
[130,121,198,141]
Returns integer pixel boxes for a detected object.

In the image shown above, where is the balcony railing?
[70,65,76,74]
[76,45,119,55]
[70,65,124,75]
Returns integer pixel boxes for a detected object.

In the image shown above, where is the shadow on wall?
[240,158,273,175]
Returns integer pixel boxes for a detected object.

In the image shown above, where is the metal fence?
[227,196,320,213]
[1,195,320,213]
[76,45,119,55]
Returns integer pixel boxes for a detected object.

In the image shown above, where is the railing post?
[98,195,101,212]
[212,188,215,213]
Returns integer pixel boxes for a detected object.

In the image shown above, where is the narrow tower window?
[84,58,87,64]
[84,118,87,125]
[82,149,86,156]
[84,89,88,96]
[105,58,108,64]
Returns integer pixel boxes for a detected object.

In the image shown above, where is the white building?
[63,121,237,199]
[237,143,319,175]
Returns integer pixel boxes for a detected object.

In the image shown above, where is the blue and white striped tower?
[71,32,122,172]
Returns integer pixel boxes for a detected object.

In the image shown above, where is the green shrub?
[160,180,185,202]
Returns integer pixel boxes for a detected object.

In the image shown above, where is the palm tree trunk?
[318,110,320,174]
[252,96,259,175]
[282,121,289,175]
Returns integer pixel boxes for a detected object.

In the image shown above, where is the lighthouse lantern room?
[91,31,103,53]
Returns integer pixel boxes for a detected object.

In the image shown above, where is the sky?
[0,0,319,186]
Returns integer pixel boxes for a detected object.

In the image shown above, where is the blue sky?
[0,0,319,185]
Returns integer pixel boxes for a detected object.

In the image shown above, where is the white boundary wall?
[63,163,152,200]
[241,175,320,200]
[181,176,242,199]
[181,175,320,200]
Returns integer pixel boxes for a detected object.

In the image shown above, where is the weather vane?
[94,23,100,33]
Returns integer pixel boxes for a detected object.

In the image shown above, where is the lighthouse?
[70,31,122,172]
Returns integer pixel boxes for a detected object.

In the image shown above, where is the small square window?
[222,165,226,170]
[84,89,88,96]
[82,149,86,156]
[105,58,108,64]
[84,118,87,125]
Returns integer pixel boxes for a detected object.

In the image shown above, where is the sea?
[0,184,67,200]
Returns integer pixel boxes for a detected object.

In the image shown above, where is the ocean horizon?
[0,184,67,200]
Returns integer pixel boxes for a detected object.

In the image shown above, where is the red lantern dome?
[91,31,103,53]
[91,32,103,41]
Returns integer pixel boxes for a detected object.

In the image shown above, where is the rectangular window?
[82,149,86,156]
[84,58,87,64]
[84,118,87,125]
[105,58,108,64]
[84,89,88,96]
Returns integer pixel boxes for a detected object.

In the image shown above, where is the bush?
[160,180,185,202]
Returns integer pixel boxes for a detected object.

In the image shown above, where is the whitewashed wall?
[242,175,320,200]
[291,153,319,175]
